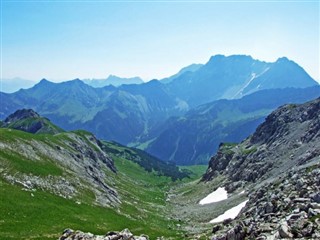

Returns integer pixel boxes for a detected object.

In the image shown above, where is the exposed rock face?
[250,99,320,144]
[203,97,320,239]
[203,98,320,185]
[2,108,63,134]
[59,228,149,240]
[211,164,320,240]
[4,108,40,121]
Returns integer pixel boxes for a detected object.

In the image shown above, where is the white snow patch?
[210,200,249,223]
[239,190,245,195]
[199,187,228,205]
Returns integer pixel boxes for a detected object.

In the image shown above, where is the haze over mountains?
[0,78,36,93]
[145,87,320,165]
[83,75,144,88]
[1,54,320,239]
[1,55,319,165]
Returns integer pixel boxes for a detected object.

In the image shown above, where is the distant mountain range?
[1,55,319,165]
[0,75,144,94]
[144,86,320,165]
[160,63,203,83]
[0,78,37,93]
[83,75,144,87]
[0,78,186,144]
[166,55,317,106]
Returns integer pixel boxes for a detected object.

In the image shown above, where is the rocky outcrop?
[203,98,320,239]
[59,228,149,240]
[2,108,64,134]
[203,98,320,186]
[250,99,320,144]
[211,163,320,240]
[4,108,40,122]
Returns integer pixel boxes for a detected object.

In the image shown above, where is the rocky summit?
[203,98,320,187]
[2,108,64,134]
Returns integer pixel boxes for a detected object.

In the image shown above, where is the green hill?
[0,110,194,239]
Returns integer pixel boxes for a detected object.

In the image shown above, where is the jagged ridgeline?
[1,55,319,165]
[200,97,320,239]
[203,97,320,185]
[0,109,190,239]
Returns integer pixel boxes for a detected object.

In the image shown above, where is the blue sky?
[1,1,319,82]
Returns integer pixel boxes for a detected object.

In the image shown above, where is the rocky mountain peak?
[251,97,320,145]
[2,109,63,134]
[206,54,254,66]
[203,97,320,185]
[4,109,40,123]
[37,78,53,85]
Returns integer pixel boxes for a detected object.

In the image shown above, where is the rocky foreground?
[59,228,149,240]
[211,163,320,240]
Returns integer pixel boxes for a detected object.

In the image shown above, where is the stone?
[286,211,307,221]
[62,228,74,235]
[211,234,226,240]
[312,231,320,239]
[311,192,320,203]
[226,228,236,240]
[278,221,293,238]
[293,198,311,203]
[296,179,305,189]
[255,235,267,240]
[301,222,314,237]
[212,225,221,233]
[259,224,274,233]
[308,207,320,217]
[223,218,233,225]
[310,202,320,209]
[135,235,149,240]
[264,202,274,214]
[59,229,147,240]
[120,229,133,240]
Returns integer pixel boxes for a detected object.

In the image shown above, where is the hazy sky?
[1,1,319,82]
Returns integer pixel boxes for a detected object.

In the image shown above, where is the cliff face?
[202,98,320,239]
[203,98,320,187]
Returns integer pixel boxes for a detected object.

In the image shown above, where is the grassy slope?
[102,141,189,180]
[0,128,196,239]
[179,165,208,181]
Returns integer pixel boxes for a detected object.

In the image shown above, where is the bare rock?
[278,221,293,239]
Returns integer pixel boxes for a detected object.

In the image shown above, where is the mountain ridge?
[166,55,318,106]
[201,97,320,239]
[145,86,320,165]
[203,97,320,185]
[1,54,318,153]
[83,75,144,88]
